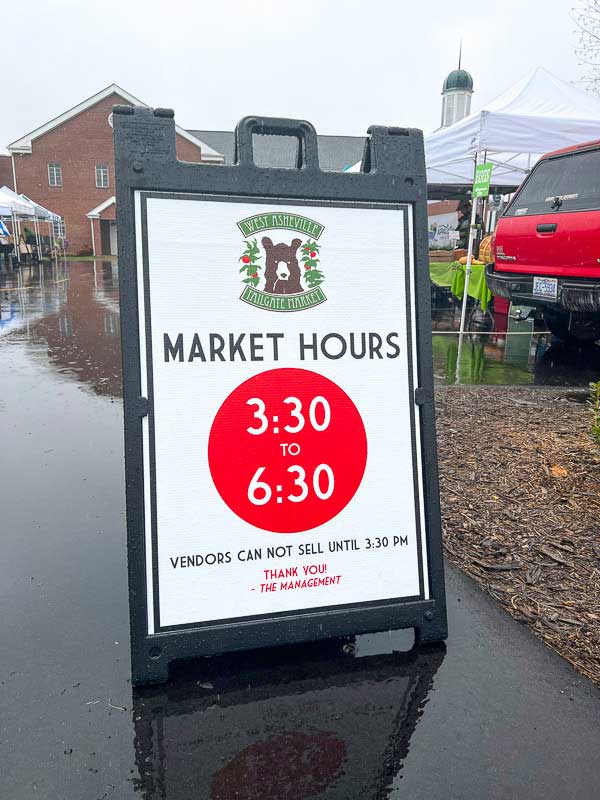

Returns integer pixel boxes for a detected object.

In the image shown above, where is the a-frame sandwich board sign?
[113,107,447,685]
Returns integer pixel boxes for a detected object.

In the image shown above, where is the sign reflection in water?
[132,638,445,800]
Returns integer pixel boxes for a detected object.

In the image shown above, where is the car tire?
[543,307,600,342]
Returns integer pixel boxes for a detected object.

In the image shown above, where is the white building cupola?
[441,57,474,128]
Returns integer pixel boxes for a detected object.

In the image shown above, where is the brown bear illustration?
[262,237,303,295]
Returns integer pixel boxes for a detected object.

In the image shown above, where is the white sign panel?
[428,210,459,249]
[135,194,429,633]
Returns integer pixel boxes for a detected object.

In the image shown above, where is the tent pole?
[51,220,57,260]
[12,211,20,263]
[34,217,42,263]
[481,150,489,236]
[456,154,480,382]
[458,157,479,335]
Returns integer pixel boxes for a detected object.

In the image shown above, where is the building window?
[48,163,62,187]
[95,164,109,189]
[53,218,66,238]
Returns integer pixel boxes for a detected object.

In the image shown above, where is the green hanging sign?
[472,162,494,198]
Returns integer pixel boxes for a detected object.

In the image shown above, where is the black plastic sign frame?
[114,107,447,685]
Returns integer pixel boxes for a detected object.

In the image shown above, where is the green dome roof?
[443,69,473,93]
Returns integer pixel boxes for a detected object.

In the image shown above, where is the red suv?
[486,140,600,341]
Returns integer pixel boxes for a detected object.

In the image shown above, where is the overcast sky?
[2,0,582,151]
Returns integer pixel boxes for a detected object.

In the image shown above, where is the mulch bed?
[436,385,600,685]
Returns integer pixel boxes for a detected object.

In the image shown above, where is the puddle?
[133,635,442,799]
[431,296,600,387]
[0,259,121,397]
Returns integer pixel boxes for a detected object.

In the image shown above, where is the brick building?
[6,85,223,255]
[0,154,14,189]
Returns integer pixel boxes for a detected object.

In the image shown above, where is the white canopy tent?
[0,198,13,216]
[422,67,600,339]
[0,186,40,261]
[347,67,600,361]
[349,67,600,191]
[0,187,27,263]
[0,186,33,216]
[0,186,62,261]
[20,194,62,254]
[20,195,51,220]
[424,67,600,191]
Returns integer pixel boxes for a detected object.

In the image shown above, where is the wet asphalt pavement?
[2,260,600,799]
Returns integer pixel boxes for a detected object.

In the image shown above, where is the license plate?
[532,276,558,299]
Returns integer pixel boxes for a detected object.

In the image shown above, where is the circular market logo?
[237,212,327,312]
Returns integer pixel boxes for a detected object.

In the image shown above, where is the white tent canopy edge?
[349,67,600,188]
[0,186,62,261]
[425,67,600,188]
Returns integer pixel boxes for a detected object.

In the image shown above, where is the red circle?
[242,255,251,263]
[210,731,346,800]
[208,368,367,533]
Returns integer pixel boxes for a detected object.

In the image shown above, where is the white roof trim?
[8,83,223,160]
[87,196,116,218]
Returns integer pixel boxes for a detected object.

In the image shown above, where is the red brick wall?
[175,135,205,164]
[99,203,116,220]
[0,155,14,189]
[12,93,204,254]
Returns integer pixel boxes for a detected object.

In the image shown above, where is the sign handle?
[234,116,320,172]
